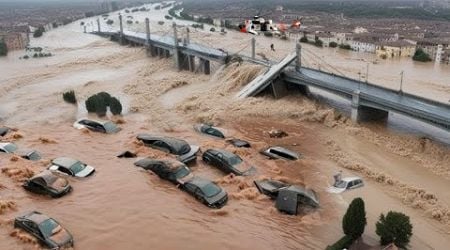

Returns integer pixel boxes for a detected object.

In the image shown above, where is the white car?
[327,177,364,194]
[73,118,120,134]
[49,157,95,178]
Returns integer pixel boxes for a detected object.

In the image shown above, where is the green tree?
[314,38,323,47]
[412,48,431,62]
[300,36,308,43]
[376,211,413,249]
[0,40,7,56]
[343,197,367,239]
[63,90,77,104]
[33,26,45,38]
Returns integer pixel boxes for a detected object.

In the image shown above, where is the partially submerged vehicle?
[260,146,300,161]
[181,176,228,208]
[136,134,199,164]
[255,179,319,215]
[116,151,137,158]
[202,149,255,176]
[23,171,72,198]
[134,158,193,185]
[0,127,10,136]
[73,118,121,134]
[14,211,74,249]
[327,177,364,194]
[226,138,251,148]
[193,124,225,139]
[48,157,95,178]
[0,142,42,161]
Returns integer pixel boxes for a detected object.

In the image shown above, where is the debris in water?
[267,129,288,138]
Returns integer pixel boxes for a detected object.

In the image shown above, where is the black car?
[134,158,193,185]
[194,124,225,139]
[202,149,255,176]
[73,118,121,134]
[260,146,300,161]
[23,171,72,198]
[136,134,200,164]
[14,211,74,249]
[226,138,251,148]
[181,176,228,208]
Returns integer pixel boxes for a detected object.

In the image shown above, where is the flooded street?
[1,3,450,250]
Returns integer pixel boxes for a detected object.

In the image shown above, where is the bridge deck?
[236,52,297,98]
[283,67,450,129]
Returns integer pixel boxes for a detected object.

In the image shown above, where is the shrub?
[85,95,97,113]
[106,19,114,25]
[300,36,308,43]
[343,197,367,239]
[264,32,273,37]
[126,20,133,25]
[210,27,216,32]
[339,44,352,50]
[326,235,354,250]
[280,34,288,40]
[109,97,123,115]
[63,90,77,104]
[96,92,112,105]
[23,55,29,59]
[376,211,413,249]
[314,39,324,47]
[412,48,432,62]
[329,41,338,48]
[94,97,107,117]
[158,21,165,25]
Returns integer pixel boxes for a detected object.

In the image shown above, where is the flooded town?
[1,0,450,249]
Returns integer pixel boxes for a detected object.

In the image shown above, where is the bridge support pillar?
[188,55,195,72]
[351,90,388,123]
[199,58,211,75]
[271,78,289,99]
[179,53,190,70]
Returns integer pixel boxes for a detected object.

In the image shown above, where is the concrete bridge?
[91,17,450,131]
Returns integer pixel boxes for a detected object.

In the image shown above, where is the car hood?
[327,186,345,194]
[177,145,200,162]
[75,165,95,177]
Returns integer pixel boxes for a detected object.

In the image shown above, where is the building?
[316,33,336,47]
[0,32,29,51]
[375,41,416,58]
[351,36,377,53]
[417,39,450,62]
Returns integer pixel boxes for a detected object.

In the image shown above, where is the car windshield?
[175,167,190,179]
[201,183,221,198]
[4,143,17,153]
[103,122,118,133]
[334,180,347,188]
[228,155,242,165]
[39,219,59,237]
[70,161,86,174]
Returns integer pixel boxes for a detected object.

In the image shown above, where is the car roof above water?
[52,157,78,167]
[23,211,50,224]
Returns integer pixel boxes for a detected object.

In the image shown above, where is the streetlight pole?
[365,62,369,83]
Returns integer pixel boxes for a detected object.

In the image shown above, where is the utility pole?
[173,22,180,70]
[96,18,101,33]
[145,18,151,44]
[399,70,404,95]
[186,27,190,44]
[296,43,302,71]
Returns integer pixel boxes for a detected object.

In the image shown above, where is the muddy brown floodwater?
[1,3,450,250]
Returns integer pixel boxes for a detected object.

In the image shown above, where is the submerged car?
[226,138,251,148]
[193,124,225,139]
[23,171,72,198]
[181,176,228,208]
[14,211,74,249]
[0,142,42,161]
[73,118,121,134]
[48,157,95,178]
[136,134,200,164]
[327,177,364,194]
[202,149,255,176]
[260,146,300,161]
[255,179,319,215]
[134,158,193,185]
[0,127,10,136]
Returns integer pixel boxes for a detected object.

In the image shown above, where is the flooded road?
[1,2,450,250]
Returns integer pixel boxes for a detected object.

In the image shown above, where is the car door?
[25,221,44,241]
[151,141,171,153]
[194,187,204,202]
[29,179,48,195]
[58,166,73,176]
[183,182,196,194]
[347,181,355,190]
[215,153,227,172]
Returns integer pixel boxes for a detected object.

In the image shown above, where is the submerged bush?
[109,97,123,115]
[85,92,122,116]
[62,90,77,104]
